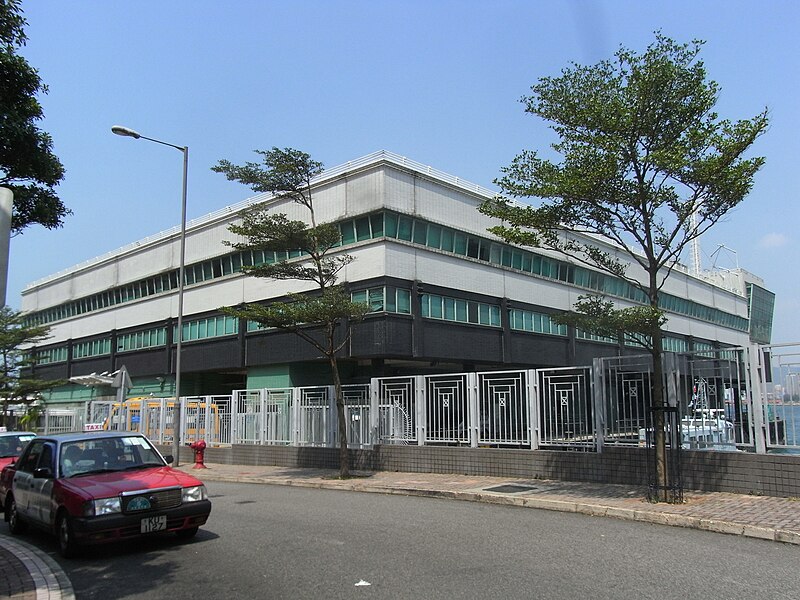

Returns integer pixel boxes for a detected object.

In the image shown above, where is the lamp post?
[112,125,188,467]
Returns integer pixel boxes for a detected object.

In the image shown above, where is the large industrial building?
[21,151,775,406]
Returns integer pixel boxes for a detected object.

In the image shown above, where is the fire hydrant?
[189,440,207,469]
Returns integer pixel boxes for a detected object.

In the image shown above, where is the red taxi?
[0,431,35,470]
[0,431,211,557]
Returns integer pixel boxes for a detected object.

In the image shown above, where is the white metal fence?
[37,344,800,455]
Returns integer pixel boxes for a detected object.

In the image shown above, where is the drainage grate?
[484,484,538,494]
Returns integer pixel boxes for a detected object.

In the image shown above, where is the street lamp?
[112,125,188,467]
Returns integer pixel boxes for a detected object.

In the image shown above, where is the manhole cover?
[484,484,538,494]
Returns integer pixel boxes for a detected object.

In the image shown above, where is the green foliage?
[212,147,323,210]
[18,402,40,431]
[552,295,666,349]
[0,0,69,232]
[0,306,62,425]
[480,33,768,340]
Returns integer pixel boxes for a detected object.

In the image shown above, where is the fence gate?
[342,384,371,447]
[232,390,262,445]
[477,371,531,446]
[679,349,749,451]
[599,354,654,446]
[262,388,293,445]
[295,386,332,446]
[43,408,85,434]
[425,374,469,445]
[536,366,594,449]
[375,376,418,445]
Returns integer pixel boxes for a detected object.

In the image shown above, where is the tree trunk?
[651,331,668,502]
[329,354,350,479]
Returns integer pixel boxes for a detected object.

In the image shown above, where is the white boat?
[638,408,737,451]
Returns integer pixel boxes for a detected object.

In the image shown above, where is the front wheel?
[8,497,27,534]
[57,512,80,558]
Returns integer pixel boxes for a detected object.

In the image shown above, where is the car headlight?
[87,497,121,516]
[182,485,207,503]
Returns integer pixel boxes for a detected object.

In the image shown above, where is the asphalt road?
[11,481,800,600]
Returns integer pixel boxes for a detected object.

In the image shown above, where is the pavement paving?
[0,534,74,600]
[1,462,797,599]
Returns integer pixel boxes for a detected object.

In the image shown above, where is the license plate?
[141,515,167,533]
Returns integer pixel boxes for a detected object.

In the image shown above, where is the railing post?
[415,375,426,446]
[259,390,267,445]
[369,378,380,446]
[467,372,479,448]
[291,387,301,446]
[206,395,215,445]
[592,358,605,453]
[230,391,239,446]
[328,385,336,448]
[179,397,187,446]
[747,344,768,454]
[159,398,167,444]
[527,370,539,450]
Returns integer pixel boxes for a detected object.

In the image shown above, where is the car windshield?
[0,434,35,458]
[60,435,166,477]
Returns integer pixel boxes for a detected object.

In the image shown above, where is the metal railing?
[35,345,800,456]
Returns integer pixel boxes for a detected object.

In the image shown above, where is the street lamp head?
[111,125,141,139]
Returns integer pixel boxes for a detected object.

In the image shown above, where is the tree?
[0,306,62,427]
[213,148,369,478]
[0,0,69,233]
[480,34,768,502]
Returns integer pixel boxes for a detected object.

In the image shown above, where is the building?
[21,151,774,407]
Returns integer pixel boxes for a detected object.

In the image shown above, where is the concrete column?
[0,188,13,306]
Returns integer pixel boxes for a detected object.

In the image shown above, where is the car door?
[30,442,56,525]
[12,440,44,519]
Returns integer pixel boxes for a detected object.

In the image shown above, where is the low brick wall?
[166,444,800,498]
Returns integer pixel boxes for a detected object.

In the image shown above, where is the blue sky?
[10,0,800,342]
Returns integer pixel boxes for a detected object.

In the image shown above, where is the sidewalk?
[0,534,75,600]
[181,462,800,545]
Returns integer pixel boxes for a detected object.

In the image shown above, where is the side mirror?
[33,467,54,479]
[163,454,174,464]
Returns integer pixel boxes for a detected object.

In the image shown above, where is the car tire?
[175,526,199,539]
[57,512,80,558]
[7,497,27,535]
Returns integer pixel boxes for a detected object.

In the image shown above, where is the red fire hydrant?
[189,440,207,469]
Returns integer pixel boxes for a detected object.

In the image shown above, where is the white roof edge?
[22,150,744,297]
[24,151,499,293]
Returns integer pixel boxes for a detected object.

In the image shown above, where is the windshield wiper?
[69,468,118,477]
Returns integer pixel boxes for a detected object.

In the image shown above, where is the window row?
[382,212,748,332]
[25,211,750,335]
[575,329,617,344]
[421,293,501,327]
[31,322,721,365]
[510,309,568,336]
[117,328,167,353]
[350,286,412,314]
[175,315,238,342]
[34,346,68,365]
[662,337,689,353]
[72,338,112,359]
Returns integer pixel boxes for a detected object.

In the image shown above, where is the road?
[8,481,800,600]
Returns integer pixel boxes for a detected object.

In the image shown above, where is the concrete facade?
[21,151,769,402]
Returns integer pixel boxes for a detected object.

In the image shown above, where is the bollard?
[189,439,207,469]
